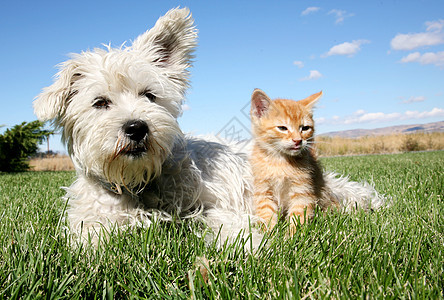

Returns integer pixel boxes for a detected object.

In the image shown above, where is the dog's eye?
[93,97,111,109]
[301,125,311,132]
[140,90,156,102]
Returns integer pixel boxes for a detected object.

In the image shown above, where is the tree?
[40,128,54,154]
[0,121,53,172]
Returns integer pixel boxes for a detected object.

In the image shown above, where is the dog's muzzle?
[122,120,149,156]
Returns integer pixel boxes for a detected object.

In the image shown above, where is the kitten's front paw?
[288,213,310,236]
[257,216,277,233]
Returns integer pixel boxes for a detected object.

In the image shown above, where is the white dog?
[34,8,384,248]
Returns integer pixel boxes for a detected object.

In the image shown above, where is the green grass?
[0,151,443,298]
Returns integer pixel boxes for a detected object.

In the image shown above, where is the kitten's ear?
[300,91,322,110]
[251,89,272,118]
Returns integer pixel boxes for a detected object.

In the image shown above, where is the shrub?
[0,121,51,172]
[399,135,421,152]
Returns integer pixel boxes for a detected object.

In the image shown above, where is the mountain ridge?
[319,121,444,138]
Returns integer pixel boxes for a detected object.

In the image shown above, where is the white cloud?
[300,70,323,81]
[390,19,444,50]
[323,40,370,57]
[318,108,444,125]
[400,52,421,62]
[391,33,444,50]
[293,60,304,68]
[316,117,326,124]
[406,107,444,119]
[426,19,444,32]
[345,112,402,124]
[301,7,320,16]
[181,103,191,111]
[328,9,354,24]
[401,96,426,104]
[400,51,444,67]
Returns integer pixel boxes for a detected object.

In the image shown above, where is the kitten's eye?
[93,97,111,109]
[301,125,311,132]
[277,126,288,131]
[140,90,156,102]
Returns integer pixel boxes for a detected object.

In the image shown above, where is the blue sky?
[1,0,443,153]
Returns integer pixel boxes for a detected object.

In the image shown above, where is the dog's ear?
[33,60,81,122]
[131,7,197,78]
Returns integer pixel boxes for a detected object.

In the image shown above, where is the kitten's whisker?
[309,141,331,145]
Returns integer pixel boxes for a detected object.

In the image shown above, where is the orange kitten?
[250,89,338,234]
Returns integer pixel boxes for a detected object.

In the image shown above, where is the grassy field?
[29,155,74,172]
[1,151,442,298]
[317,132,444,157]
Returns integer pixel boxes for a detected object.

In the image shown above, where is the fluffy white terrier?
[34,8,384,248]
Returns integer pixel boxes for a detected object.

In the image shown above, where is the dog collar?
[98,179,146,200]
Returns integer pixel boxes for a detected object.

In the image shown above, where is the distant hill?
[319,121,444,138]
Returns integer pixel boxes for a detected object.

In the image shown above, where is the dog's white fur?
[34,8,385,248]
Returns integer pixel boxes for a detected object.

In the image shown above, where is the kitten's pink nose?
[293,139,302,146]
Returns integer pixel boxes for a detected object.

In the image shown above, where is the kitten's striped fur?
[250,89,339,234]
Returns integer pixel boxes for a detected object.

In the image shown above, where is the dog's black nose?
[123,120,149,142]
